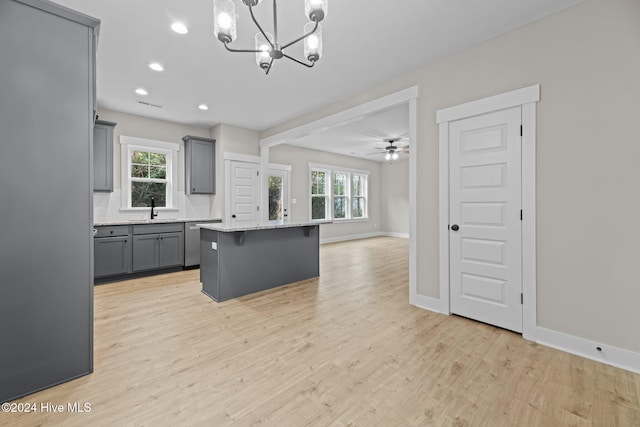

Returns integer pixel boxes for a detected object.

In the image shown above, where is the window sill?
[327,218,369,223]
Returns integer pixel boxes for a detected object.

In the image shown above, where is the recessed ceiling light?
[198,104,209,111]
[148,62,164,72]
[171,22,188,35]
[135,88,148,96]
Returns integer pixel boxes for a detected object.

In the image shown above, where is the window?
[309,164,368,221]
[352,173,367,218]
[120,136,178,210]
[310,168,329,219]
[333,172,348,219]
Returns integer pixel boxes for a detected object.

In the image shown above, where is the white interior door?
[267,169,290,220]
[229,160,259,223]
[449,106,523,333]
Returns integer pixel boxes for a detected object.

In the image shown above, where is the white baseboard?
[320,232,381,244]
[531,326,640,374]
[380,231,410,239]
[410,293,442,314]
[320,231,409,245]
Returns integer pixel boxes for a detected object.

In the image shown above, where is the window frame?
[308,163,369,222]
[309,166,331,220]
[120,135,179,211]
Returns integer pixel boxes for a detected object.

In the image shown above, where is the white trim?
[260,86,420,148]
[408,98,418,311]
[437,122,451,315]
[436,84,540,123]
[532,327,640,374]
[119,135,179,152]
[320,232,381,245]
[437,85,539,332]
[308,162,369,176]
[268,162,292,172]
[521,102,538,341]
[410,294,443,314]
[223,152,260,163]
[380,232,409,239]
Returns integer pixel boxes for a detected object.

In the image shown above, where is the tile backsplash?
[93,189,213,222]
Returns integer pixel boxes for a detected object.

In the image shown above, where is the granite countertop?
[197,219,332,232]
[95,218,222,226]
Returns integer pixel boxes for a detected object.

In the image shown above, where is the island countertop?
[197,219,331,233]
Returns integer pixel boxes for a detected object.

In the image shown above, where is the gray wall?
[381,160,409,236]
[261,0,640,353]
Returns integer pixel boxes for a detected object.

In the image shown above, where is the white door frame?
[437,84,539,340]
[258,86,419,303]
[267,163,292,220]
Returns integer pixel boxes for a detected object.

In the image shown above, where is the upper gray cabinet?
[183,135,216,194]
[93,119,116,192]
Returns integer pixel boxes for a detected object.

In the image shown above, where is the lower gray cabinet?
[132,225,184,272]
[94,236,131,278]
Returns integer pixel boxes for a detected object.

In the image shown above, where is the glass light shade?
[385,152,391,161]
[214,0,236,43]
[392,152,399,160]
[255,32,273,70]
[304,23,322,62]
[305,0,327,22]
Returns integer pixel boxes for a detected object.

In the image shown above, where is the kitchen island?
[197,220,330,302]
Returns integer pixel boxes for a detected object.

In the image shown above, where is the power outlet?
[211,242,218,251]
[291,198,297,204]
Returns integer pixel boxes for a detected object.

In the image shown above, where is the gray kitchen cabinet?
[93,119,116,192]
[94,236,131,277]
[0,0,99,402]
[183,135,216,194]
[132,223,184,272]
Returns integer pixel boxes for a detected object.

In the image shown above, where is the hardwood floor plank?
[1,237,638,426]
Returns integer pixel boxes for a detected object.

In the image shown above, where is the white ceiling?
[284,103,410,162]
[51,0,582,133]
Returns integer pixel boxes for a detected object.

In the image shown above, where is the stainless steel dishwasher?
[184,220,221,267]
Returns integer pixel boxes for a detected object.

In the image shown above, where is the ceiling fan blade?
[366,151,386,155]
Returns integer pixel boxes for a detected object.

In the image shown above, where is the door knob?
[231,214,236,218]
[451,224,459,231]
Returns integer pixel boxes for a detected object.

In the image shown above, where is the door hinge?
[520,125,523,137]
[257,206,259,211]
[520,210,523,221]
[257,171,259,176]
[521,293,523,304]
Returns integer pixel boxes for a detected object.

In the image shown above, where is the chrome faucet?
[150,197,158,220]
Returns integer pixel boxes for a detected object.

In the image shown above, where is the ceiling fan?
[367,137,409,161]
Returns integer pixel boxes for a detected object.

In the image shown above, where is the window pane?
[311,170,326,195]
[269,176,283,220]
[149,165,166,179]
[352,197,364,218]
[334,197,346,219]
[334,173,347,196]
[149,152,166,166]
[353,175,363,196]
[131,182,166,207]
[131,164,148,178]
[131,151,149,164]
[311,197,326,219]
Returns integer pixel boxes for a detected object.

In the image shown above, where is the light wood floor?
[2,237,639,426]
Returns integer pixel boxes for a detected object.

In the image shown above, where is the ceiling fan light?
[304,23,322,62]
[392,152,399,160]
[214,0,237,43]
[385,152,392,161]
[255,32,273,70]
[305,0,327,22]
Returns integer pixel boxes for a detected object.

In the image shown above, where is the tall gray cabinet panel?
[0,0,99,402]
[183,135,216,194]
[93,120,116,192]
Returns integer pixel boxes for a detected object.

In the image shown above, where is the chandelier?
[213,0,328,74]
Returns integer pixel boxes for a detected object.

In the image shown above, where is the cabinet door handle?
[192,188,196,192]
